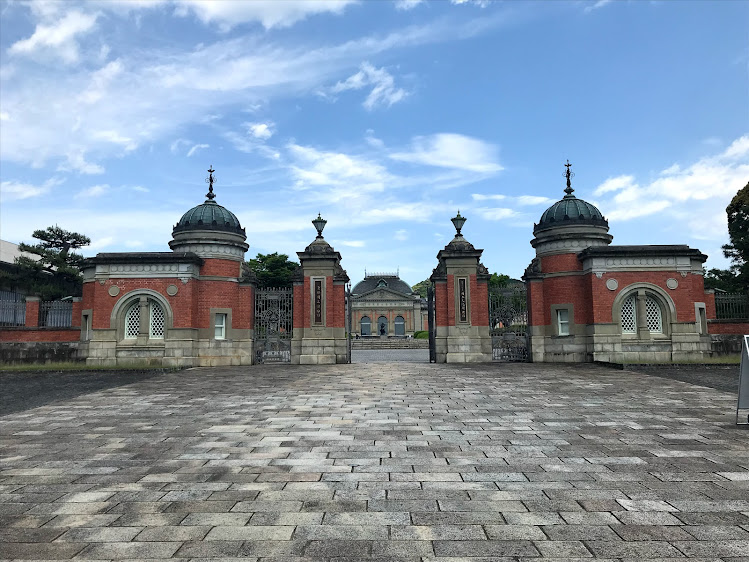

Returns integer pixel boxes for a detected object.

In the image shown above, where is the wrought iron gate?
[345,283,352,364]
[255,287,293,364]
[489,285,529,362]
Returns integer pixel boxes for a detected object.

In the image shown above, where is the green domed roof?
[534,164,608,234]
[173,200,245,236]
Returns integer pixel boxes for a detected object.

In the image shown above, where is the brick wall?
[0,328,80,342]
[470,274,489,327]
[434,281,448,327]
[708,321,749,335]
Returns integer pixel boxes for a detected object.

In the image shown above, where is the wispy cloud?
[593,135,749,238]
[186,143,210,157]
[0,177,63,203]
[391,133,503,173]
[75,184,109,199]
[8,10,98,64]
[330,62,408,110]
[584,0,614,14]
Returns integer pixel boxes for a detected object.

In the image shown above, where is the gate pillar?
[429,212,492,363]
[291,214,350,365]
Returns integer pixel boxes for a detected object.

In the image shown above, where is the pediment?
[355,287,416,302]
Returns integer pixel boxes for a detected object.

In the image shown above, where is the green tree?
[705,181,749,293]
[247,252,299,288]
[3,225,90,299]
[489,273,511,290]
[411,279,430,297]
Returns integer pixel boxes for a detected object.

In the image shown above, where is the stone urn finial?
[451,210,467,236]
[312,213,327,239]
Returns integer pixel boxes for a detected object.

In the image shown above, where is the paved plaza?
[1,362,749,561]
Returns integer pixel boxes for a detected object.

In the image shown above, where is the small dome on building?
[173,201,245,236]
[172,166,245,236]
[352,272,414,295]
[534,161,608,235]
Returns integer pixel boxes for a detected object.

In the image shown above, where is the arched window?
[124,298,165,339]
[620,293,664,334]
[360,316,371,336]
[377,316,388,336]
[125,302,140,339]
[395,315,405,336]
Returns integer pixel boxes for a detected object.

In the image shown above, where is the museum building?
[349,273,427,337]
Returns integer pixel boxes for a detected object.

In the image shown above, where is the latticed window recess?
[125,302,140,339]
[125,299,165,339]
[645,295,663,333]
[150,301,165,339]
[621,295,636,333]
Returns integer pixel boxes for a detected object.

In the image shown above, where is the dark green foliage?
[705,182,749,293]
[489,273,510,290]
[413,330,429,339]
[247,252,300,288]
[1,226,90,299]
[411,279,430,298]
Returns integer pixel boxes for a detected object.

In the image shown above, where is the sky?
[1,0,747,288]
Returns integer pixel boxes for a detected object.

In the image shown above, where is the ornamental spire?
[205,165,216,201]
[564,159,575,197]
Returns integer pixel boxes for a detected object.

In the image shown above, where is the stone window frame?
[81,309,92,341]
[454,275,471,325]
[395,315,406,336]
[360,315,371,336]
[210,308,232,341]
[612,283,675,340]
[550,303,574,337]
[310,276,326,327]
[694,302,707,335]
[111,289,173,344]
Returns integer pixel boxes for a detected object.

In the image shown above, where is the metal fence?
[715,293,749,321]
[0,290,25,326]
[38,300,73,328]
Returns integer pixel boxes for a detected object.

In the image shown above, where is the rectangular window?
[82,314,90,341]
[557,309,570,336]
[215,313,227,340]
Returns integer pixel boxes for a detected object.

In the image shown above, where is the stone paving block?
[432,539,540,557]
[534,539,592,557]
[584,539,684,557]
[134,525,211,541]
[75,541,182,559]
[0,542,87,559]
[294,524,388,539]
[55,526,142,542]
[390,525,487,541]
[204,525,295,540]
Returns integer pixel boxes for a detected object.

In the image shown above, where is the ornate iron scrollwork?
[255,287,293,363]
[489,285,529,362]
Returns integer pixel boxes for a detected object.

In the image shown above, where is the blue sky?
[1,0,747,287]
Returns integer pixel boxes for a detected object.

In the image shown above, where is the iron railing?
[0,290,25,326]
[38,300,73,328]
[715,293,749,321]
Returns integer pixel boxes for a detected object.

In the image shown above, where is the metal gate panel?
[489,285,529,362]
[255,287,293,364]
[427,284,436,363]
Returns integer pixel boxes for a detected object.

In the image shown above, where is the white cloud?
[0,177,63,203]
[173,0,356,30]
[75,184,109,199]
[395,0,424,10]
[593,135,749,233]
[247,122,274,140]
[472,193,506,201]
[186,143,209,157]
[584,0,613,13]
[59,149,105,175]
[8,10,98,64]
[340,240,366,247]
[132,186,150,192]
[391,133,503,173]
[170,138,191,154]
[330,62,408,111]
[0,112,9,121]
[515,195,553,206]
[394,229,409,241]
[475,207,517,221]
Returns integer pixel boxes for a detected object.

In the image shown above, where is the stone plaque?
[166,284,179,296]
[666,278,679,290]
[314,280,323,324]
[459,278,467,322]
[605,279,618,291]
[108,286,120,297]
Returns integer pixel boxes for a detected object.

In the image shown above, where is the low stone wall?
[352,338,429,349]
[708,320,748,356]
[0,341,81,364]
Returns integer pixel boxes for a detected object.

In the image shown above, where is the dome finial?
[564,159,575,197]
[205,165,216,201]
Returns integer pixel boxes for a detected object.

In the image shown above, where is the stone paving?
[352,349,430,363]
[1,362,749,561]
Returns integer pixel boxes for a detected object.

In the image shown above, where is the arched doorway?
[395,315,405,336]
[360,316,371,336]
[377,316,388,336]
